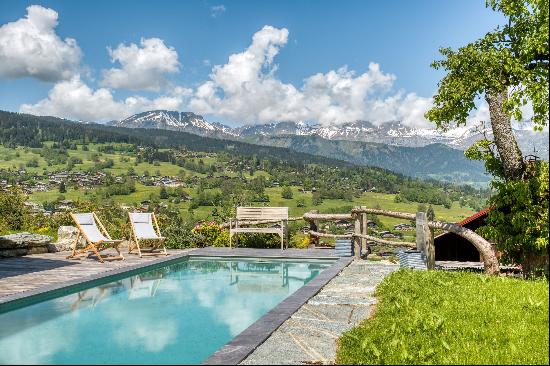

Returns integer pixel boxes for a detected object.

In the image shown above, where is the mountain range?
[111,109,548,184]
[117,110,548,154]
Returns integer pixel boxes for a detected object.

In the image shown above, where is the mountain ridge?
[117,110,548,156]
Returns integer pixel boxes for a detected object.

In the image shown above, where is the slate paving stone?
[292,303,354,323]
[279,317,352,335]
[241,260,399,365]
[308,295,378,306]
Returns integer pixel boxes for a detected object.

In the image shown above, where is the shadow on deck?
[0,256,78,280]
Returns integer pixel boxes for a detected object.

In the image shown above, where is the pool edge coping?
[201,256,354,365]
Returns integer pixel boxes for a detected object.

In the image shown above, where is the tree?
[59,181,66,193]
[426,0,549,277]
[427,205,436,221]
[0,187,29,231]
[312,192,323,206]
[159,186,168,199]
[426,0,548,181]
[281,186,293,199]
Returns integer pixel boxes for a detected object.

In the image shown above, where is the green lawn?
[337,270,549,365]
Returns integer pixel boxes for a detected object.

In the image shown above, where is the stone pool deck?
[0,248,192,300]
[241,259,399,365]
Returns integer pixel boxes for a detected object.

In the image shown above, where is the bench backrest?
[236,207,288,221]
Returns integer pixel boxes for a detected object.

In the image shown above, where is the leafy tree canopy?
[426,0,549,130]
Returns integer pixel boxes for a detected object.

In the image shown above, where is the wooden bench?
[229,207,289,250]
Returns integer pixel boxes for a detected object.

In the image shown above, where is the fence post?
[361,205,368,255]
[354,206,362,259]
[309,210,319,247]
[416,212,435,269]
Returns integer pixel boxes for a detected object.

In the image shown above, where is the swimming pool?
[0,256,334,364]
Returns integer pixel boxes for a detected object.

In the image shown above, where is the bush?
[233,233,282,248]
[281,186,293,199]
[0,187,31,232]
[290,234,310,249]
[158,212,205,248]
[192,221,223,245]
[213,231,230,247]
[480,161,549,277]
[26,158,39,168]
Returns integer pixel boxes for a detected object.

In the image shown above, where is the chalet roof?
[457,207,493,227]
[434,207,493,241]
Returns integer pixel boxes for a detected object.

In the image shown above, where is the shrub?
[213,231,230,247]
[26,158,39,168]
[281,186,293,199]
[193,221,221,240]
[479,161,549,277]
[0,187,31,232]
[233,233,281,248]
[158,212,205,248]
[290,234,310,249]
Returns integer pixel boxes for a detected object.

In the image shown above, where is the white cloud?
[20,76,187,121]
[210,5,226,18]
[0,5,82,82]
[101,37,180,91]
[189,25,434,127]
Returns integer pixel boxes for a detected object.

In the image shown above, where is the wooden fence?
[221,205,500,275]
[303,206,499,275]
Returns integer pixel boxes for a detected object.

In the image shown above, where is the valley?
[0,110,487,248]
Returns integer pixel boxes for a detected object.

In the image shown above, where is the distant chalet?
[434,207,492,262]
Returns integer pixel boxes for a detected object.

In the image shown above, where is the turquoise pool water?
[0,257,333,364]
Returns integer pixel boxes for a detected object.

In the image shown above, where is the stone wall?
[0,227,131,258]
[0,232,53,258]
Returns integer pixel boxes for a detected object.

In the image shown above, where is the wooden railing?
[303,206,499,275]
[220,205,500,275]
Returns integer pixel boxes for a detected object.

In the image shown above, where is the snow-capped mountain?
[115,110,548,158]
[117,110,238,138]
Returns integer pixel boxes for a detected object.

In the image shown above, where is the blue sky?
[0,0,504,126]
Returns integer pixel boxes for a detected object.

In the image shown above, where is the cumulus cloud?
[101,38,180,91]
[0,5,82,82]
[210,5,226,18]
[20,76,189,121]
[189,25,433,127]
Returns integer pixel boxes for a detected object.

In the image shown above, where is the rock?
[51,226,86,252]
[0,232,52,258]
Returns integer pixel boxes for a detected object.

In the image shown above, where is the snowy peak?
[114,111,548,158]
[117,110,234,136]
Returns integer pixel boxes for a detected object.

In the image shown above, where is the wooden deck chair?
[67,212,124,263]
[128,212,168,257]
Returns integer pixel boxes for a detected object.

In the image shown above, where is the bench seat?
[230,207,289,250]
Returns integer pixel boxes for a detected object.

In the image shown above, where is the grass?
[336,270,549,365]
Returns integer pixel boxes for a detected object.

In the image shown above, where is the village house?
[23,201,44,214]
[394,223,413,231]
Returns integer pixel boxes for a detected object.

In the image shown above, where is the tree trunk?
[485,89,525,180]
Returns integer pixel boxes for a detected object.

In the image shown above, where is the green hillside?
[0,111,488,248]
[243,135,489,185]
